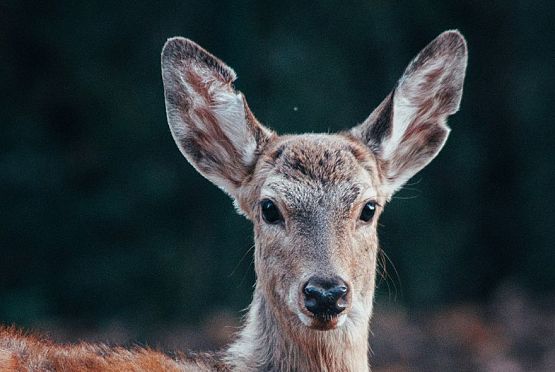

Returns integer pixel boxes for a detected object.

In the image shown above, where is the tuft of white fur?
[382,54,451,161]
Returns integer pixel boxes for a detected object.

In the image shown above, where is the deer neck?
[225,286,371,372]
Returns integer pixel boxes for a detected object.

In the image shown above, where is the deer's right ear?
[161,37,273,197]
[351,30,467,197]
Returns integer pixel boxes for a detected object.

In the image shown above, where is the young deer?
[0,30,467,371]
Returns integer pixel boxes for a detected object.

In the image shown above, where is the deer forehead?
[258,134,382,212]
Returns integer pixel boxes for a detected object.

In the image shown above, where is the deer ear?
[161,37,273,197]
[351,30,468,196]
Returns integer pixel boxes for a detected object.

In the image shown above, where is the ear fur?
[161,37,273,197]
[351,30,468,196]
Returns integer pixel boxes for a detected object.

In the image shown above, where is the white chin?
[298,312,313,326]
[336,313,347,327]
[297,313,348,329]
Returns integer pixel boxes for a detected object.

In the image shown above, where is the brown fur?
[0,30,467,371]
[0,326,228,371]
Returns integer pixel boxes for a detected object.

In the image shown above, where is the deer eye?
[360,201,376,222]
[261,199,283,224]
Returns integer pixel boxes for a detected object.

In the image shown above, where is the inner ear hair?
[350,30,468,195]
[161,37,273,200]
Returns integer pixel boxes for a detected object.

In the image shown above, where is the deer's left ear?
[351,30,468,196]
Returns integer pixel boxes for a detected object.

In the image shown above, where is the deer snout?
[303,277,349,318]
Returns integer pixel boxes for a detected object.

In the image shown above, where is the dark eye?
[261,199,282,224]
[360,201,376,222]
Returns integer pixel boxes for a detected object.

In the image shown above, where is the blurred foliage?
[0,0,553,333]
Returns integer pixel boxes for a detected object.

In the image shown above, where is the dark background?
[1,1,554,370]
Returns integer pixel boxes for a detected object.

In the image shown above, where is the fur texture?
[0,326,225,371]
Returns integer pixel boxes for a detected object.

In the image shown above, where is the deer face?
[161,31,467,331]
[245,134,384,330]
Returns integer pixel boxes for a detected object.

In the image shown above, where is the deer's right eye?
[261,199,282,224]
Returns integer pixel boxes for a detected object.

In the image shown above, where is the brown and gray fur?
[0,31,467,371]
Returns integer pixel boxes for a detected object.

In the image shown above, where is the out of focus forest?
[1,1,554,370]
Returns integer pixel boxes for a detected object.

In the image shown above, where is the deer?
[0,30,467,371]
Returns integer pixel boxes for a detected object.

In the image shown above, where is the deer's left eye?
[261,199,283,224]
[360,201,376,222]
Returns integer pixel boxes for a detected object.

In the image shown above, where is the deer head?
[161,31,467,337]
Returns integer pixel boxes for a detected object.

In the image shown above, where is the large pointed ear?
[161,37,274,198]
[351,30,468,196]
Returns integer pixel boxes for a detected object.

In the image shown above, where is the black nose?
[303,277,349,317]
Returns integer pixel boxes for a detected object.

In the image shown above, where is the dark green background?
[1,0,553,335]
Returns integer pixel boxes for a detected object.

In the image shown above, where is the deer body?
[0,30,467,371]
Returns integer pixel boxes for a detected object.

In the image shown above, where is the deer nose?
[303,277,349,317]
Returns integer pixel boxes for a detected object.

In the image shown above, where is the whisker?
[229,243,255,278]
[380,248,402,301]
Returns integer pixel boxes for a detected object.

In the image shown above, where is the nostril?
[331,285,348,297]
[327,285,348,313]
[303,285,322,298]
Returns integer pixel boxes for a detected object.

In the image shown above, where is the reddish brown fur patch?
[0,326,228,371]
